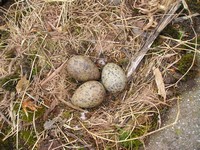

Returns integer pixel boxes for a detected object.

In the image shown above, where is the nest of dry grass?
[0,0,199,149]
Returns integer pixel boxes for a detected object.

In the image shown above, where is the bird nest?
[0,0,198,149]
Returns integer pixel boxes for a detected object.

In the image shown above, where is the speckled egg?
[71,81,106,108]
[101,63,127,93]
[66,55,100,82]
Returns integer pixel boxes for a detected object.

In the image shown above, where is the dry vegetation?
[0,0,199,149]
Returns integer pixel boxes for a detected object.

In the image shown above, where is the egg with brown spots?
[66,55,100,82]
[71,81,106,108]
[101,63,127,93]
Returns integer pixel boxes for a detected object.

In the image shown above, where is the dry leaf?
[153,67,166,101]
[22,99,40,117]
[16,75,29,94]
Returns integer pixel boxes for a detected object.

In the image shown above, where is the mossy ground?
[118,127,146,150]
[177,52,198,79]
[0,73,20,91]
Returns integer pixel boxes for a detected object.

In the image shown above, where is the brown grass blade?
[153,67,166,101]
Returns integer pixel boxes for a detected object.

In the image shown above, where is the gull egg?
[101,63,127,93]
[66,55,100,82]
[71,81,106,108]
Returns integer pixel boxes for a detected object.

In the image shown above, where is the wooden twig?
[127,0,182,78]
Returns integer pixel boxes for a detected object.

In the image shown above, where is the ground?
[0,0,200,150]
[146,76,200,150]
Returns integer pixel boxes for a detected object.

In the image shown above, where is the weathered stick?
[127,0,182,78]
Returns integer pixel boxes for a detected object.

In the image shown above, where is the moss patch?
[13,102,46,123]
[0,126,15,149]
[161,25,182,39]
[0,73,20,91]
[177,53,197,79]
[19,130,36,147]
[118,127,147,149]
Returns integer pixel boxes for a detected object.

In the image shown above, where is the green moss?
[21,107,45,123]
[62,111,71,119]
[153,25,183,47]
[119,127,147,149]
[176,35,200,80]
[197,36,200,45]
[20,130,36,147]
[32,67,40,76]
[150,113,160,130]
[78,148,85,150]
[177,53,197,78]
[75,26,82,35]
[1,124,35,149]
[152,37,163,47]
[0,126,15,149]
[161,25,182,39]
[0,73,20,91]
[105,147,112,150]
[132,8,139,15]
[13,103,45,123]
[118,58,129,67]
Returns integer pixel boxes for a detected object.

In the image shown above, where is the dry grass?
[0,0,199,149]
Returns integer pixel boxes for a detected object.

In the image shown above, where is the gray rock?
[146,78,200,150]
